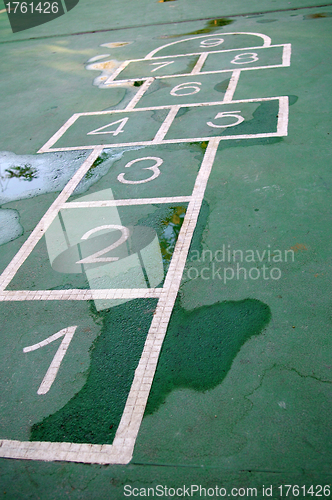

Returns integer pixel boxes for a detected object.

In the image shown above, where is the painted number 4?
[87,117,129,136]
[23,326,77,395]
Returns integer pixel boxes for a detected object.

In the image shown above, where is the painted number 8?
[231,52,259,65]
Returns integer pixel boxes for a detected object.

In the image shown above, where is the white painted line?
[0,440,127,465]
[152,105,180,143]
[104,60,130,85]
[107,44,288,84]
[276,95,289,136]
[38,114,80,153]
[0,147,103,292]
[125,78,155,111]
[161,132,287,143]
[43,130,286,153]
[44,142,156,152]
[223,69,241,103]
[40,97,284,152]
[0,8,7,13]
[282,43,292,67]
[191,53,208,75]
[0,289,162,301]
[108,43,281,69]
[107,64,285,85]
[144,33,272,59]
[63,196,192,208]
[112,137,220,463]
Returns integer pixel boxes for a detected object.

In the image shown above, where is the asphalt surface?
[0,1,331,498]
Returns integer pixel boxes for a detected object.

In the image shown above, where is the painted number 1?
[23,326,77,395]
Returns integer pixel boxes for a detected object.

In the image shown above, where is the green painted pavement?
[0,1,332,498]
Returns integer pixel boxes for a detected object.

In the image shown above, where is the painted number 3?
[117,156,163,184]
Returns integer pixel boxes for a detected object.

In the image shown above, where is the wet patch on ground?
[145,297,271,414]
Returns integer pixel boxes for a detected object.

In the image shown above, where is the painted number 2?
[23,326,77,395]
[76,225,130,264]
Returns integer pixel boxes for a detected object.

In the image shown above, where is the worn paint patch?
[145,298,271,414]
[290,243,307,252]
[101,42,133,48]
[0,209,23,245]
[304,12,332,19]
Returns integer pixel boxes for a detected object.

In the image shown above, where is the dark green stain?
[145,298,271,414]
[30,298,157,444]
[84,153,108,180]
[163,18,233,38]
[4,164,38,182]
[30,295,271,444]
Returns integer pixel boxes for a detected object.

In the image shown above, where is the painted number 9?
[207,110,244,129]
[200,38,224,47]
[117,157,163,185]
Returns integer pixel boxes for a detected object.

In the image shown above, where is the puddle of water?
[0,209,23,246]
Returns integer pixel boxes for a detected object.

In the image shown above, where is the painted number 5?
[207,110,244,129]
[117,157,163,185]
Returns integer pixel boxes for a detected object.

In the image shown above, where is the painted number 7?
[23,326,77,395]
[207,110,244,128]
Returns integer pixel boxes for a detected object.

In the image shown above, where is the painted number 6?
[207,111,244,128]
[117,157,163,185]
[170,82,202,97]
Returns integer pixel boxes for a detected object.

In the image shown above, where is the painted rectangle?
[69,144,205,201]
[106,55,200,84]
[163,97,288,142]
[41,108,171,151]
[0,298,157,448]
[133,72,233,108]
[6,202,190,297]
[202,44,290,73]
